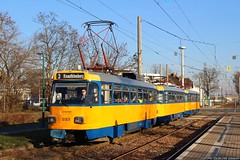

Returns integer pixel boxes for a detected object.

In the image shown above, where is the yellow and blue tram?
[184,89,200,115]
[48,70,200,142]
[156,85,185,123]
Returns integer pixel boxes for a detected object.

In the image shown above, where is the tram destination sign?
[56,73,84,80]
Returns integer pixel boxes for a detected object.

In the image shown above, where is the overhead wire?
[64,0,102,20]
[174,0,218,67]
[143,20,213,69]
[57,0,203,72]
[96,0,134,26]
[153,0,216,66]
[97,0,176,53]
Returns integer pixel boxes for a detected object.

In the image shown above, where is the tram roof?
[188,90,199,94]
[157,85,184,93]
[92,72,156,89]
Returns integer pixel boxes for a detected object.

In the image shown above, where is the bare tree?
[150,64,159,74]
[104,42,136,71]
[0,12,32,112]
[32,12,79,100]
[194,67,219,99]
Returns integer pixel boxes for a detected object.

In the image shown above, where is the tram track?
[112,112,225,160]
[1,110,227,159]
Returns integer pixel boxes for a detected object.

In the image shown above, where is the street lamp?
[179,46,186,89]
[232,55,240,105]
[37,53,45,127]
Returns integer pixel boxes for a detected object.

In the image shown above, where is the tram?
[48,70,200,142]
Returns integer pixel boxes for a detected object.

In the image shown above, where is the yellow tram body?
[49,70,200,141]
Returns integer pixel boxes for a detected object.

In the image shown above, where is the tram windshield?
[52,82,99,105]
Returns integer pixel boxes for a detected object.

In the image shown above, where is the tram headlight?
[48,116,57,123]
[74,116,84,124]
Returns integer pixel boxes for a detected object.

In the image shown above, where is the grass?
[0,110,51,151]
[0,129,51,151]
[0,135,29,150]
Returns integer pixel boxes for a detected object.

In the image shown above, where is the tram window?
[149,90,156,103]
[190,94,193,102]
[130,87,137,103]
[181,94,184,102]
[174,93,177,102]
[143,89,148,103]
[122,86,129,103]
[52,82,88,104]
[114,85,121,103]
[138,88,143,103]
[153,91,157,103]
[171,93,174,102]
[85,83,99,104]
[176,93,179,102]
[157,92,163,103]
[165,92,169,103]
[185,94,188,102]
[191,94,196,102]
[102,83,112,104]
[168,92,173,102]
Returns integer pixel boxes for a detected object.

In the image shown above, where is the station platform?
[177,111,240,159]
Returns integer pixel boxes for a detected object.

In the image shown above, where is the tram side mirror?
[57,93,62,100]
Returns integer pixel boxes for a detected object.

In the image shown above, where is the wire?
[57,0,102,20]
[143,20,181,41]
[174,0,218,66]
[153,0,215,66]
[96,0,176,53]
[143,19,216,66]
[97,0,134,26]
[57,0,204,73]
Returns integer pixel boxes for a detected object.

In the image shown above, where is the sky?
[1,0,240,95]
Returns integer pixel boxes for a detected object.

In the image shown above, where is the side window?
[114,85,121,103]
[130,87,137,103]
[122,85,130,103]
[165,92,169,103]
[149,90,154,103]
[168,92,172,102]
[185,94,188,102]
[157,91,163,103]
[174,93,177,102]
[102,83,112,104]
[143,89,148,103]
[138,88,143,103]
[86,83,99,104]
[181,94,184,102]
[148,89,156,103]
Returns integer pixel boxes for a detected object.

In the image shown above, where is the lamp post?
[232,55,240,103]
[37,53,45,127]
[179,46,186,89]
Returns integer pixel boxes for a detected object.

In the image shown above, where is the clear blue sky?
[1,0,240,94]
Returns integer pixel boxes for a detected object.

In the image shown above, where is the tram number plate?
[62,117,70,121]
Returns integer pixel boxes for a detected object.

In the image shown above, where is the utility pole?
[159,64,162,82]
[37,53,45,127]
[166,64,168,85]
[179,46,186,88]
[238,76,240,101]
[137,16,142,76]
